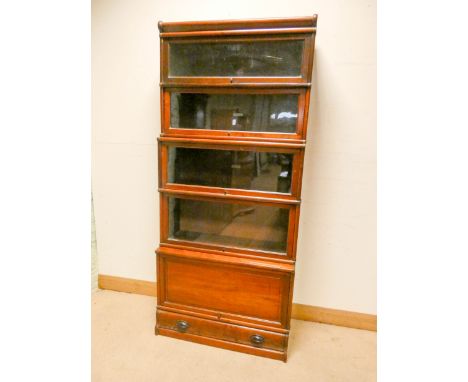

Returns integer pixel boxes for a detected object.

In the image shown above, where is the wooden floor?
[92,290,376,382]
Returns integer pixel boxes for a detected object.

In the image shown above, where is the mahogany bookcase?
[155,16,317,361]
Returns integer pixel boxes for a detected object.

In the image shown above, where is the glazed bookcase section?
[159,17,317,86]
[159,140,305,199]
[161,87,310,141]
[161,28,314,86]
[159,192,300,260]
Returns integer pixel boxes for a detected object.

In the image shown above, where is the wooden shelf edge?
[158,136,306,148]
[156,246,295,273]
[160,82,311,88]
[158,187,301,205]
[98,274,377,332]
[160,27,316,38]
[158,16,318,33]
[159,242,295,265]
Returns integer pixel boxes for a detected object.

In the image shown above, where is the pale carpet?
[92,290,376,382]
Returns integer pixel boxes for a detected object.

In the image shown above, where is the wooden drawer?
[157,310,288,358]
[157,250,293,329]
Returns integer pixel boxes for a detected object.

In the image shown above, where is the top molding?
[158,16,318,35]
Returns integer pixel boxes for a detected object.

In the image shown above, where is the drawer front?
[158,253,292,328]
[157,310,288,352]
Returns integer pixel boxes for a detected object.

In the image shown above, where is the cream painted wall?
[92,0,376,314]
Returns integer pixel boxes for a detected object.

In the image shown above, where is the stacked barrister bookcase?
[155,16,317,361]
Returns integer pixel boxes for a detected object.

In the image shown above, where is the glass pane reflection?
[168,197,289,253]
[168,147,293,193]
[168,40,304,77]
[170,93,298,133]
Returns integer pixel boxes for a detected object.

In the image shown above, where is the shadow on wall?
[92,194,98,292]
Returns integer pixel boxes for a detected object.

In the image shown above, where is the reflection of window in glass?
[168,197,289,253]
[169,40,304,77]
[167,147,293,193]
[170,93,298,133]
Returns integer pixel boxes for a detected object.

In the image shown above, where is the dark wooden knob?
[175,320,190,333]
[250,334,265,346]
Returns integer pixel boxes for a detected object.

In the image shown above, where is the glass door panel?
[168,40,304,78]
[170,93,298,133]
[168,197,289,253]
[167,146,293,194]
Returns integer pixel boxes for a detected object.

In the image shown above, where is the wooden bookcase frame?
[155,16,317,362]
